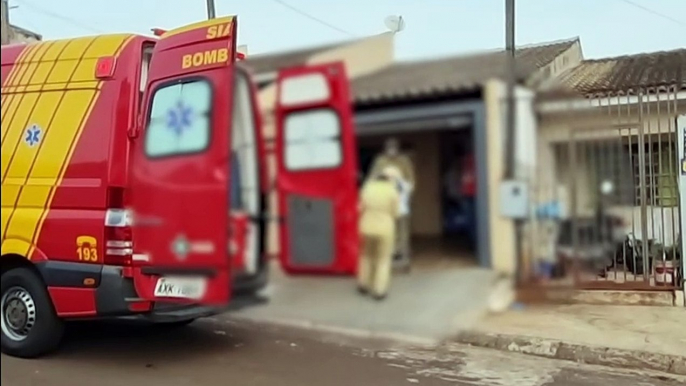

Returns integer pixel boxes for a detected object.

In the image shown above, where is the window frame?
[282,107,343,172]
[144,76,214,160]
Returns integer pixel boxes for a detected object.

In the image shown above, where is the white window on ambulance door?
[284,109,342,170]
[145,79,212,158]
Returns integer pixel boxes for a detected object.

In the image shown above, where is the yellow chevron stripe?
[83,34,133,57]
[14,43,50,86]
[1,93,9,114]
[0,91,62,239]
[0,49,27,112]
[3,82,101,93]
[1,92,40,183]
[28,36,134,258]
[1,39,83,183]
[3,90,92,252]
[41,39,72,62]
[6,44,37,84]
[24,90,100,257]
[1,95,24,143]
[2,38,97,253]
[161,16,235,39]
[1,43,55,184]
[1,45,37,143]
[1,44,40,251]
[3,34,132,258]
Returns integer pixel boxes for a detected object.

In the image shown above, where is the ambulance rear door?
[274,62,359,275]
[129,16,238,305]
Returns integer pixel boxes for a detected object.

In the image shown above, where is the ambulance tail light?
[104,208,133,266]
[95,56,116,79]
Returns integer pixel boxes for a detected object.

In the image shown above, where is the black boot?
[357,286,368,296]
[372,293,387,301]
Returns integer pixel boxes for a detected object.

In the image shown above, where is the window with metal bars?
[554,137,679,209]
[630,141,679,207]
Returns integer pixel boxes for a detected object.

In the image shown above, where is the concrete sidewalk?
[231,262,498,343]
[455,304,686,375]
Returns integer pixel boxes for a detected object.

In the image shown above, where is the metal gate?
[560,89,683,290]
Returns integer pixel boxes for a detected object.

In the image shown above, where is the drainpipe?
[504,0,525,285]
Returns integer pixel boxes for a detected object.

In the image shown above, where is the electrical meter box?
[500,180,529,220]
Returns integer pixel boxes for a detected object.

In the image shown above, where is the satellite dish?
[384,15,405,33]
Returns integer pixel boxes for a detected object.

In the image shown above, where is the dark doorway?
[438,130,476,254]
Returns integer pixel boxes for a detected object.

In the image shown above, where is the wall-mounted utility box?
[500,180,529,220]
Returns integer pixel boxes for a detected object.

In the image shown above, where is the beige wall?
[483,79,516,276]
[482,79,540,276]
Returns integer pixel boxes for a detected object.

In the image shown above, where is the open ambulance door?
[128,16,238,306]
[275,62,360,275]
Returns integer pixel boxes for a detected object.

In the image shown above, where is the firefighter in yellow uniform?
[368,138,415,264]
[357,167,402,300]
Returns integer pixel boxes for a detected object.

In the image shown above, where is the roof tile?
[551,48,686,97]
[352,38,578,104]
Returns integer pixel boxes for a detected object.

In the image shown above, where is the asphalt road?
[2,317,684,386]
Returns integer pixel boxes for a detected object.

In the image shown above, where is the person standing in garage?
[368,138,415,267]
[357,166,402,300]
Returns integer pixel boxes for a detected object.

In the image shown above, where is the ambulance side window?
[284,109,342,171]
[144,79,212,158]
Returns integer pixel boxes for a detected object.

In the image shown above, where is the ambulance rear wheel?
[1,267,64,358]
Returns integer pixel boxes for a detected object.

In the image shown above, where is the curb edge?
[454,331,686,376]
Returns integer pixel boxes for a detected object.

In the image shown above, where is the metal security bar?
[569,91,683,289]
[562,89,683,290]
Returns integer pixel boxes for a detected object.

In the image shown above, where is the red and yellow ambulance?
[0,16,360,358]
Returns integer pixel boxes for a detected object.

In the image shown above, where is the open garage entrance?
[355,100,488,270]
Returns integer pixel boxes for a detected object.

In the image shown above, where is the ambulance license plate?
[154,277,207,300]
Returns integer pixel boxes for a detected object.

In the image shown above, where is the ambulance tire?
[0,267,65,358]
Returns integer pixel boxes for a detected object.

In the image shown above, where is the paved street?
[2,317,684,386]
